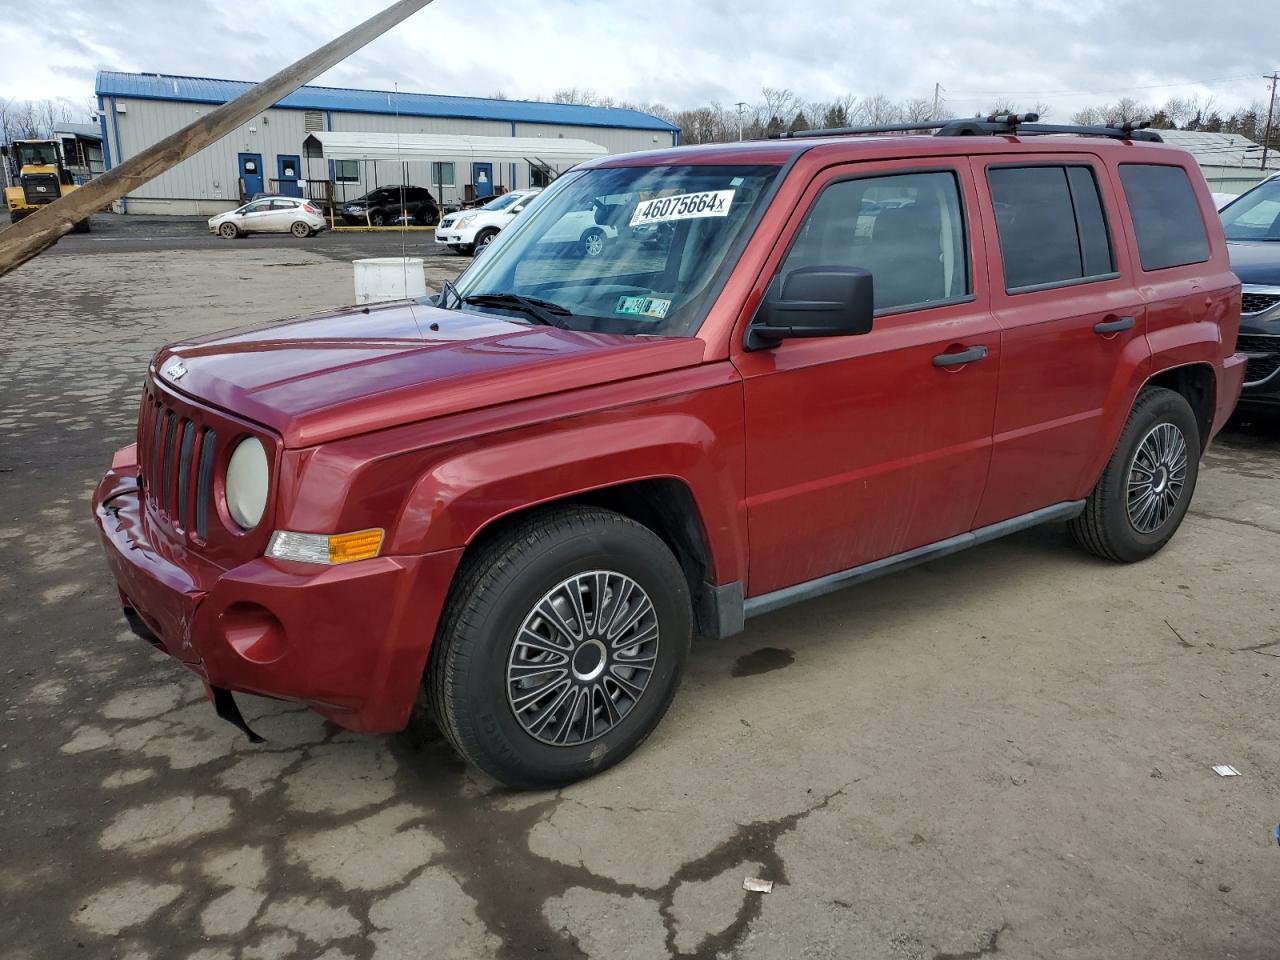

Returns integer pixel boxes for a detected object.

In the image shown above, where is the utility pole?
[1262,72,1279,171]
[932,82,943,120]
[0,0,434,277]
[735,102,747,141]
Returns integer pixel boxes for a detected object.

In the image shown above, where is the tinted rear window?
[1118,164,1210,271]
[987,165,1115,291]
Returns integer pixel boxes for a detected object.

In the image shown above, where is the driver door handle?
[933,345,989,367]
[1094,315,1135,334]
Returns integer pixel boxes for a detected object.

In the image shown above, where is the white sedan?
[209,197,327,239]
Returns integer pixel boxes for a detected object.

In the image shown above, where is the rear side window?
[1118,164,1210,271]
[987,165,1115,291]
[780,170,969,312]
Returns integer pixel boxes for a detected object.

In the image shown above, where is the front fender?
[393,397,747,585]
[275,367,748,587]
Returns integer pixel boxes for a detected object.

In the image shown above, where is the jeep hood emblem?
[163,359,188,381]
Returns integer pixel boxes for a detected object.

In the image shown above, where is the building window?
[530,163,556,188]
[334,159,359,182]
[431,161,455,187]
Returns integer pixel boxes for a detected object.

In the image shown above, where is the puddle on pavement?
[731,647,795,677]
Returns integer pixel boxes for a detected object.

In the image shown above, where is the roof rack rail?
[771,113,1163,143]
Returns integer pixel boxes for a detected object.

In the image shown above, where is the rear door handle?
[933,345,988,367]
[1094,315,1135,334]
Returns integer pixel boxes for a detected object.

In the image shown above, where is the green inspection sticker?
[615,295,672,319]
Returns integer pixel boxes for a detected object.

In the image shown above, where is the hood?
[1227,240,1280,287]
[153,300,705,448]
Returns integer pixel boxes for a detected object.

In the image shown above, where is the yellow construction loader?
[3,139,90,231]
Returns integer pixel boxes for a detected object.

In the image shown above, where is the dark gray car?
[1222,174,1280,407]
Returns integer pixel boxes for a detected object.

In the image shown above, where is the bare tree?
[856,94,901,125]
[900,97,935,123]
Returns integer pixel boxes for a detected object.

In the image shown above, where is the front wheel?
[1069,386,1200,562]
[218,222,239,239]
[426,506,691,788]
[472,229,498,255]
[369,210,386,227]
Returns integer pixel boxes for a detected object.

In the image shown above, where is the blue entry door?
[238,153,264,200]
[472,162,494,198]
[277,154,301,197]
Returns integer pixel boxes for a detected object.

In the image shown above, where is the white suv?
[435,189,541,255]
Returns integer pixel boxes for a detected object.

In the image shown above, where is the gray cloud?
[0,0,1274,120]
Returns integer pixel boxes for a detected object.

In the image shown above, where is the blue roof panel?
[95,71,678,132]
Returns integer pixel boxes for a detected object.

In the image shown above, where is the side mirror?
[593,199,629,227]
[746,266,875,350]
[512,204,525,213]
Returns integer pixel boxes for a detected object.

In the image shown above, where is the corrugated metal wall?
[104,98,673,214]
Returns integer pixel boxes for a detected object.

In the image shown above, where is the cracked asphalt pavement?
[1,218,1279,960]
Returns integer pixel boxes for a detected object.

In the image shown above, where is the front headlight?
[225,437,269,529]
[456,215,477,228]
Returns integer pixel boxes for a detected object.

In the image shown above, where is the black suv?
[1222,173,1280,407]
[340,186,440,226]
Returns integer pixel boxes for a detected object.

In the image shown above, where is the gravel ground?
[1,233,1278,960]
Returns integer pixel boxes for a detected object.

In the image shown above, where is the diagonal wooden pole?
[0,0,433,278]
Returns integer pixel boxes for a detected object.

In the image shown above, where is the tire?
[580,227,607,258]
[424,207,441,227]
[472,228,498,255]
[427,506,692,789]
[369,210,386,227]
[1069,386,1200,563]
[72,218,91,234]
[218,222,239,239]
[290,221,311,238]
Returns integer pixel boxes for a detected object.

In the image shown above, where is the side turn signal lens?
[326,529,384,564]
[266,528,384,565]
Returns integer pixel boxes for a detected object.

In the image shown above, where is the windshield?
[1221,179,1280,240]
[17,142,59,166]
[481,192,525,211]
[454,164,781,336]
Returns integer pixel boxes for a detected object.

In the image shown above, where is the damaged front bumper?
[92,450,463,736]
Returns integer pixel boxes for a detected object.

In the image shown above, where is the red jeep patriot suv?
[93,116,1245,787]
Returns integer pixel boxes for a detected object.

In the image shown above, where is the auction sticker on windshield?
[630,190,735,227]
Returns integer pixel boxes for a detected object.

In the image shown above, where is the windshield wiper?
[438,278,461,309]
[461,292,572,327]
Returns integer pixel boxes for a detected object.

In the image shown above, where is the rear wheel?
[426,506,691,788]
[290,221,312,238]
[580,227,607,257]
[218,222,239,239]
[1069,386,1200,562]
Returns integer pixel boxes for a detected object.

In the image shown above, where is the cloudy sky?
[0,0,1274,120]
